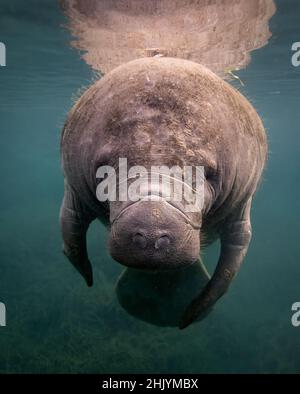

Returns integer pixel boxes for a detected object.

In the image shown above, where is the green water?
[0,0,300,373]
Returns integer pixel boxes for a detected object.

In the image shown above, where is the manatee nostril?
[155,235,170,250]
[132,232,147,249]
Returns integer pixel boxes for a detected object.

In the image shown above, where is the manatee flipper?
[59,181,96,287]
[179,198,252,329]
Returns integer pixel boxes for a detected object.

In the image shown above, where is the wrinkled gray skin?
[60,58,267,329]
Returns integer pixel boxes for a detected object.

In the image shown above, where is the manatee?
[60,57,267,328]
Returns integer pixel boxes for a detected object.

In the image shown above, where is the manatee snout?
[109,200,200,270]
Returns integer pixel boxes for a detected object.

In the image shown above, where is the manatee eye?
[205,167,216,182]
[132,233,147,249]
[155,235,170,250]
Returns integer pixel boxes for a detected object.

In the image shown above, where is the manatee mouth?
[111,194,200,230]
[109,193,201,270]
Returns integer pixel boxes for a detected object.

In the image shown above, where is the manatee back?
[61,57,267,211]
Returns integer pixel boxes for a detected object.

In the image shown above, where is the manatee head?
[109,197,201,270]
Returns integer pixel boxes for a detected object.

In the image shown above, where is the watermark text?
[0,302,6,327]
[291,42,300,67]
[96,158,204,213]
[0,42,6,67]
